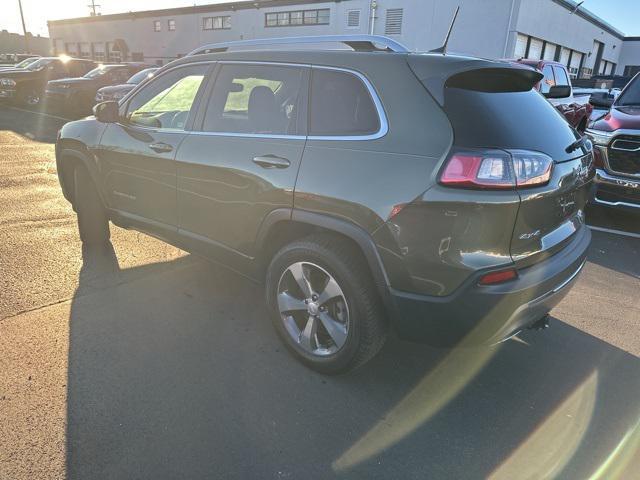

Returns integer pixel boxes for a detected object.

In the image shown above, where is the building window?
[92,42,105,62]
[203,16,231,30]
[65,42,78,57]
[347,10,361,28]
[106,41,121,62]
[265,8,330,27]
[79,42,91,59]
[168,19,176,31]
[385,8,403,35]
[154,20,161,32]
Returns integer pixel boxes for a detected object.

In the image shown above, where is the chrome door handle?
[252,155,290,169]
[149,142,173,153]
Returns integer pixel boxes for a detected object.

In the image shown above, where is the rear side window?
[203,64,305,135]
[553,66,570,87]
[309,69,380,137]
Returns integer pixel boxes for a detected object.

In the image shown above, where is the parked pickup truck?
[586,72,640,212]
[0,57,96,106]
[512,59,593,132]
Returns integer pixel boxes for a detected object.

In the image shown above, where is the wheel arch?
[57,143,106,208]
[256,209,396,320]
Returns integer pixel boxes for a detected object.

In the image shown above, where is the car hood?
[590,105,640,132]
[48,77,94,87]
[0,69,41,80]
[97,83,136,94]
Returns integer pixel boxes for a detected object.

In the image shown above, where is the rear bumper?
[389,226,591,346]
[593,168,640,211]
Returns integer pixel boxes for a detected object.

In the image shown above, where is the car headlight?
[0,78,16,87]
[585,128,615,146]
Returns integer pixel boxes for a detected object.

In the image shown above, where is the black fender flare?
[58,147,107,208]
[255,208,397,320]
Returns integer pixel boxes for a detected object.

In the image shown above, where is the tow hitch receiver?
[529,314,551,331]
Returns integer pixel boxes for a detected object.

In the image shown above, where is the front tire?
[266,234,387,374]
[74,164,110,245]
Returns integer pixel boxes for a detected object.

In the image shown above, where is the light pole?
[17,0,30,53]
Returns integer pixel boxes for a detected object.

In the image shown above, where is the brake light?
[440,149,553,190]
[479,268,518,285]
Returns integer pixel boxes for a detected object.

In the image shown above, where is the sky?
[1,0,639,37]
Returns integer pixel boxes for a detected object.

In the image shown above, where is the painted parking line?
[7,106,72,122]
[588,225,640,239]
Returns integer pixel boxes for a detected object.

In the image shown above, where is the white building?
[47,0,640,77]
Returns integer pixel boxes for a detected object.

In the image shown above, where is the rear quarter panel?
[294,55,453,233]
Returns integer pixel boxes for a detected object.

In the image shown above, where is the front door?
[176,62,309,262]
[96,63,211,230]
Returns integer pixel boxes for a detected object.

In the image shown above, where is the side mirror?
[93,101,120,123]
[544,85,571,99]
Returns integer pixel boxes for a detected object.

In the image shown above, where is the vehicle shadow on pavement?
[65,242,640,480]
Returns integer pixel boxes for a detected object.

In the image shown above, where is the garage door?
[528,38,543,59]
[559,47,570,66]
[514,34,528,58]
[570,52,582,69]
[543,42,557,60]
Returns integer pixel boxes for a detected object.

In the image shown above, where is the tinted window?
[126,65,208,130]
[68,61,95,77]
[540,65,555,94]
[203,64,304,135]
[443,87,580,162]
[127,68,157,85]
[108,68,131,84]
[616,74,640,106]
[309,69,380,136]
[553,66,570,87]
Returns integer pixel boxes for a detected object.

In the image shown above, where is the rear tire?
[266,233,387,374]
[74,164,110,245]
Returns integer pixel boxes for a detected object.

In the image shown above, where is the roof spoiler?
[408,55,543,105]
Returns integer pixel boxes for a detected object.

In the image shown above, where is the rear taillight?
[440,149,553,190]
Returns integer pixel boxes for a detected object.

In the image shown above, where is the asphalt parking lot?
[0,104,639,479]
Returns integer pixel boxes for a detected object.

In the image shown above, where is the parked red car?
[512,59,593,132]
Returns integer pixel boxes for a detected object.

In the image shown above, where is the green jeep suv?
[55,36,593,373]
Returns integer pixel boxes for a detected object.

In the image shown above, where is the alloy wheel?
[276,261,349,356]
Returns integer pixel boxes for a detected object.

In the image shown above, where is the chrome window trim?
[188,61,389,141]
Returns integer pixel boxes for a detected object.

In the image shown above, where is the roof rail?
[187,35,410,56]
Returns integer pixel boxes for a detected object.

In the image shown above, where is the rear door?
[175,62,309,262]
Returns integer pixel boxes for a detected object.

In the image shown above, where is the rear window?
[309,69,380,137]
[443,87,580,161]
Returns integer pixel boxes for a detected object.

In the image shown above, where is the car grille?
[607,135,640,176]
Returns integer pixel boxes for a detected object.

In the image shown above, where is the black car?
[0,57,96,106]
[95,67,158,103]
[46,63,150,114]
